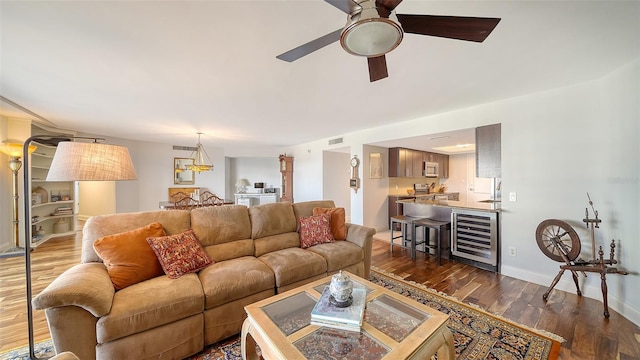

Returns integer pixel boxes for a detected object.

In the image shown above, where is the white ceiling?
[1,1,638,153]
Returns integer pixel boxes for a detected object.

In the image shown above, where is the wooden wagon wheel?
[535,219,581,262]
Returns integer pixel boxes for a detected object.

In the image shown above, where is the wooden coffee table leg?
[241,318,259,360]
[436,327,455,360]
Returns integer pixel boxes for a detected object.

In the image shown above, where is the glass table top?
[258,277,432,359]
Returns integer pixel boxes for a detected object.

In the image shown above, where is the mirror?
[174,158,195,185]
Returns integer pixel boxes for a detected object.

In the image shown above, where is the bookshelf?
[29,132,76,247]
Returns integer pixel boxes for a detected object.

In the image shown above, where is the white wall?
[228,157,281,194]
[285,59,640,324]
[322,150,351,220]
[363,145,390,232]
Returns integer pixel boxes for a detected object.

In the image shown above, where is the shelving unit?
[29,138,76,247]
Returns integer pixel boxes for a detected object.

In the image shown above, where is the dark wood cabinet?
[389,147,415,177]
[438,154,449,178]
[412,150,423,177]
[390,147,449,178]
[476,124,501,178]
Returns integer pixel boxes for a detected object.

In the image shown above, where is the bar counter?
[397,198,501,214]
[397,198,501,272]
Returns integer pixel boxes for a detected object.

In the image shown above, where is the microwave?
[423,161,439,178]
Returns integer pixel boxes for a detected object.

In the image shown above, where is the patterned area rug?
[1,267,562,360]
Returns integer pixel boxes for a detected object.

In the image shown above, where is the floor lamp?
[0,142,36,258]
[21,136,137,360]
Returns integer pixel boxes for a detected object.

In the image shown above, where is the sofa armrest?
[32,263,115,317]
[345,223,376,279]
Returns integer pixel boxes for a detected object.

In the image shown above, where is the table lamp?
[235,178,251,193]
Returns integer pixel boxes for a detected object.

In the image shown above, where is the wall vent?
[173,145,197,151]
[328,137,343,145]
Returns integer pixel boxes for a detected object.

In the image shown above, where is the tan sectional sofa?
[33,200,375,360]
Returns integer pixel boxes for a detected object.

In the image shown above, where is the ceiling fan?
[276,0,501,82]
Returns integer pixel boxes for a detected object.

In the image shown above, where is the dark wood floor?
[1,227,639,359]
[373,236,640,360]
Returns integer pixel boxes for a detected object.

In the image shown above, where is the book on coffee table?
[310,286,366,332]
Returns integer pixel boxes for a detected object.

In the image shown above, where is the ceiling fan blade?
[375,0,403,18]
[276,29,342,62]
[325,0,361,14]
[368,56,388,82]
[397,14,501,42]
[377,0,404,12]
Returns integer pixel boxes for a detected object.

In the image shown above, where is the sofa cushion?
[249,203,297,240]
[298,213,335,249]
[82,210,191,263]
[203,239,254,263]
[254,232,300,257]
[190,205,252,247]
[312,207,347,240]
[93,222,166,290]
[147,229,213,279]
[293,200,336,220]
[258,248,327,288]
[199,256,275,309]
[96,273,203,343]
[306,241,364,273]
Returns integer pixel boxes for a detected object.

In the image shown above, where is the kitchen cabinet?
[389,147,423,178]
[389,147,449,178]
[438,154,449,178]
[424,152,436,163]
[412,150,423,177]
[389,148,414,177]
[476,124,501,178]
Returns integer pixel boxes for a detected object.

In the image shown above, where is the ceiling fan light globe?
[341,18,403,57]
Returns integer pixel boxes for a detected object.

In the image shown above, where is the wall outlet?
[509,192,517,202]
[508,246,517,257]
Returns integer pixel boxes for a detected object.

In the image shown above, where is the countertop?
[396,198,501,213]
[389,192,459,198]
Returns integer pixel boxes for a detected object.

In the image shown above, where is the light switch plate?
[509,192,517,202]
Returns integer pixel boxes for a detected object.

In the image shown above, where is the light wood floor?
[1,226,638,359]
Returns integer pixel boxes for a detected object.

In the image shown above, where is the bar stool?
[390,215,415,253]
[412,218,452,265]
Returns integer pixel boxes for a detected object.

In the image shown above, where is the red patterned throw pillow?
[146,229,213,279]
[298,213,335,249]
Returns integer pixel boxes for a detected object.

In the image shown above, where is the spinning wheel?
[535,219,581,262]
[535,196,628,318]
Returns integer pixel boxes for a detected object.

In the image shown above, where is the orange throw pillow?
[93,222,166,290]
[313,207,347,240]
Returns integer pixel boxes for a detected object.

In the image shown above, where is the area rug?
[1,267,562,360]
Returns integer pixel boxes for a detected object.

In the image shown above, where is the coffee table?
[241,272,453,360]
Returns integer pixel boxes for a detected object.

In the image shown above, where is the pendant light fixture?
[186,132,213,173]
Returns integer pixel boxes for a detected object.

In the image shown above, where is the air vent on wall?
[173,145,197,151]
[328,137,343,145]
